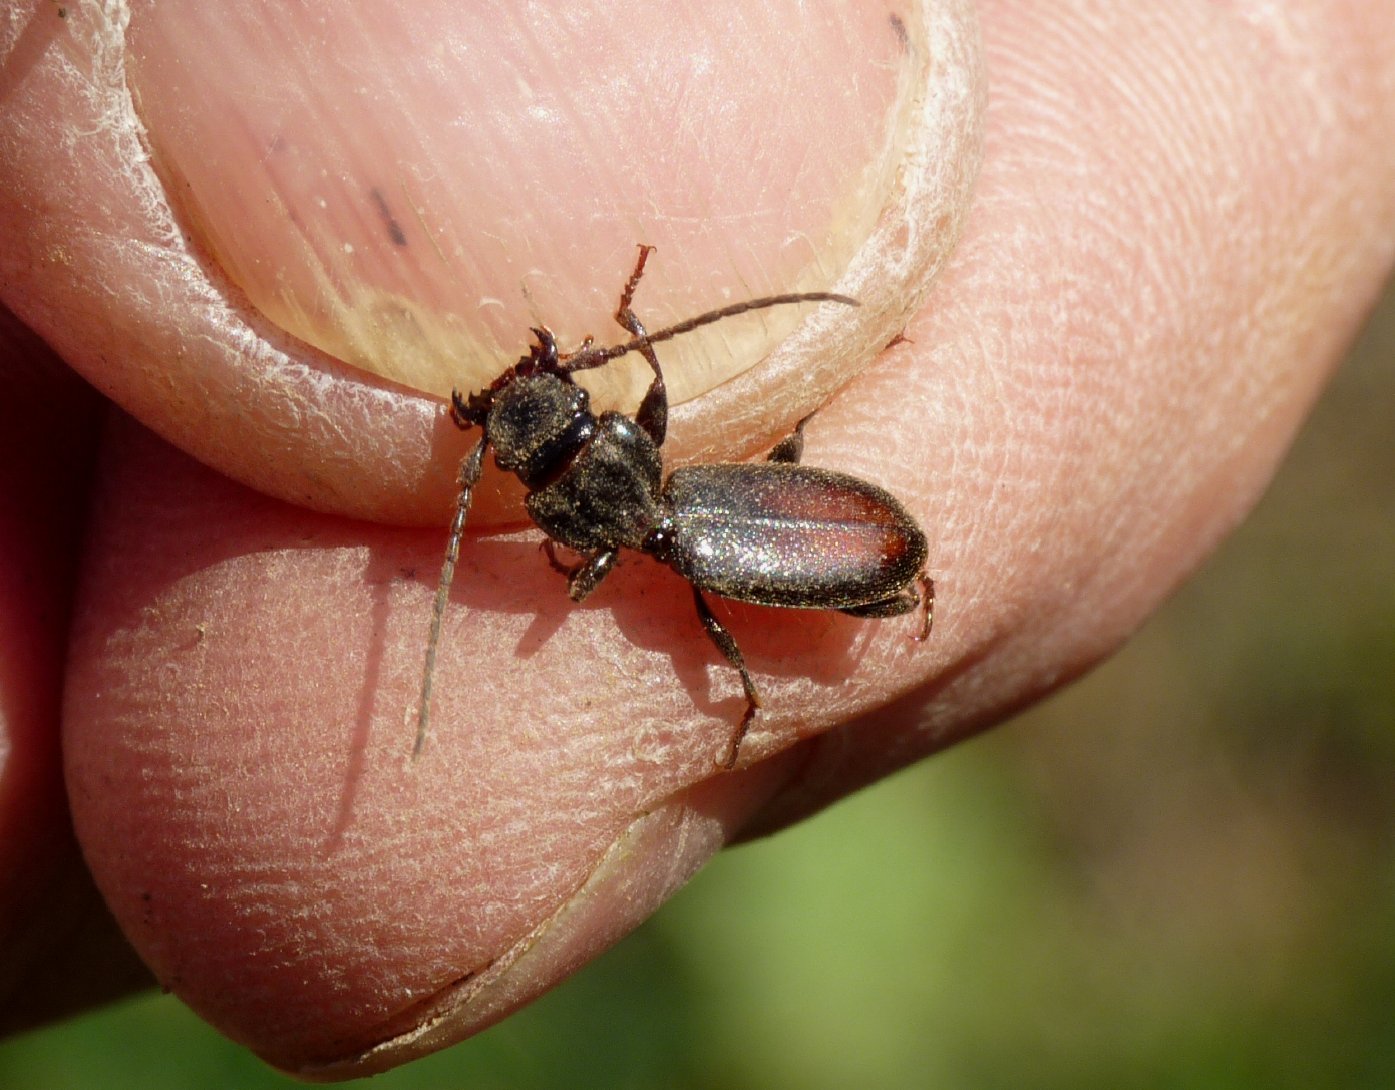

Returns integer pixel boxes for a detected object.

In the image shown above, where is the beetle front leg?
[612,244,668,447]
[691,588,763,769]
[542,543,619,603]
[626,313,668,448]
[541,538,575,578]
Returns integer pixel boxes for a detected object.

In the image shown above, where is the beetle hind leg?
[840,570,935,640]
[691,588,762,769]
[913,571,935,640]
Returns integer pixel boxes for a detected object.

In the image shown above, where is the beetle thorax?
[487,373,596,488]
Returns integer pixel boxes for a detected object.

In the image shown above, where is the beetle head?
[486,372,595,486]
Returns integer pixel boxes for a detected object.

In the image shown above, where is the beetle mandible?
[415,245,933,768]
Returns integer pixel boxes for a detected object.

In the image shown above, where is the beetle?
[415,245,933,768]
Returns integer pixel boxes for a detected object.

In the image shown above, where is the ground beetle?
[416,246,933,768]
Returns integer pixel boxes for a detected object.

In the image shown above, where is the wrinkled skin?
[1,0,1392,1077]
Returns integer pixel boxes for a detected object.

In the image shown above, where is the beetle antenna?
[567,292,860,370]
[414,435,488,759]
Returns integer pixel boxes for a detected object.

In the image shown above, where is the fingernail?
[125,3,971,407]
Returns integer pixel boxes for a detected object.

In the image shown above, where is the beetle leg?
[625,310,668,448]
[449,389,472,429]
[541,540,618,601]
[691,588,763,769]
[615,244,667,447]
[559,244,669,446]
[415,435,488,758]
[565,549,619,603]
[617,243,656,313]
[840,590,916,618]
[541,538,575,577]
[914,571,935,640]
[767,413,814,464]
[840,571,935,640]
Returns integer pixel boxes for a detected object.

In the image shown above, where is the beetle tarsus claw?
[717,704,758,771]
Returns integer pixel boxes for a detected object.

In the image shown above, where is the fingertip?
[63,420,815,1069]
[4,2,982,525]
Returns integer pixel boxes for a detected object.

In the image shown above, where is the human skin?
[2,0,1393,1078]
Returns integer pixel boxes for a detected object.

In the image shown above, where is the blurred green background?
[3,284,1392,1089]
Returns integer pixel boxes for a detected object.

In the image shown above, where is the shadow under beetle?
[416,246,933,768]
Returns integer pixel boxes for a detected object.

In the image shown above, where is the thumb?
[2,0,979,524]
[12,0,984,1077]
